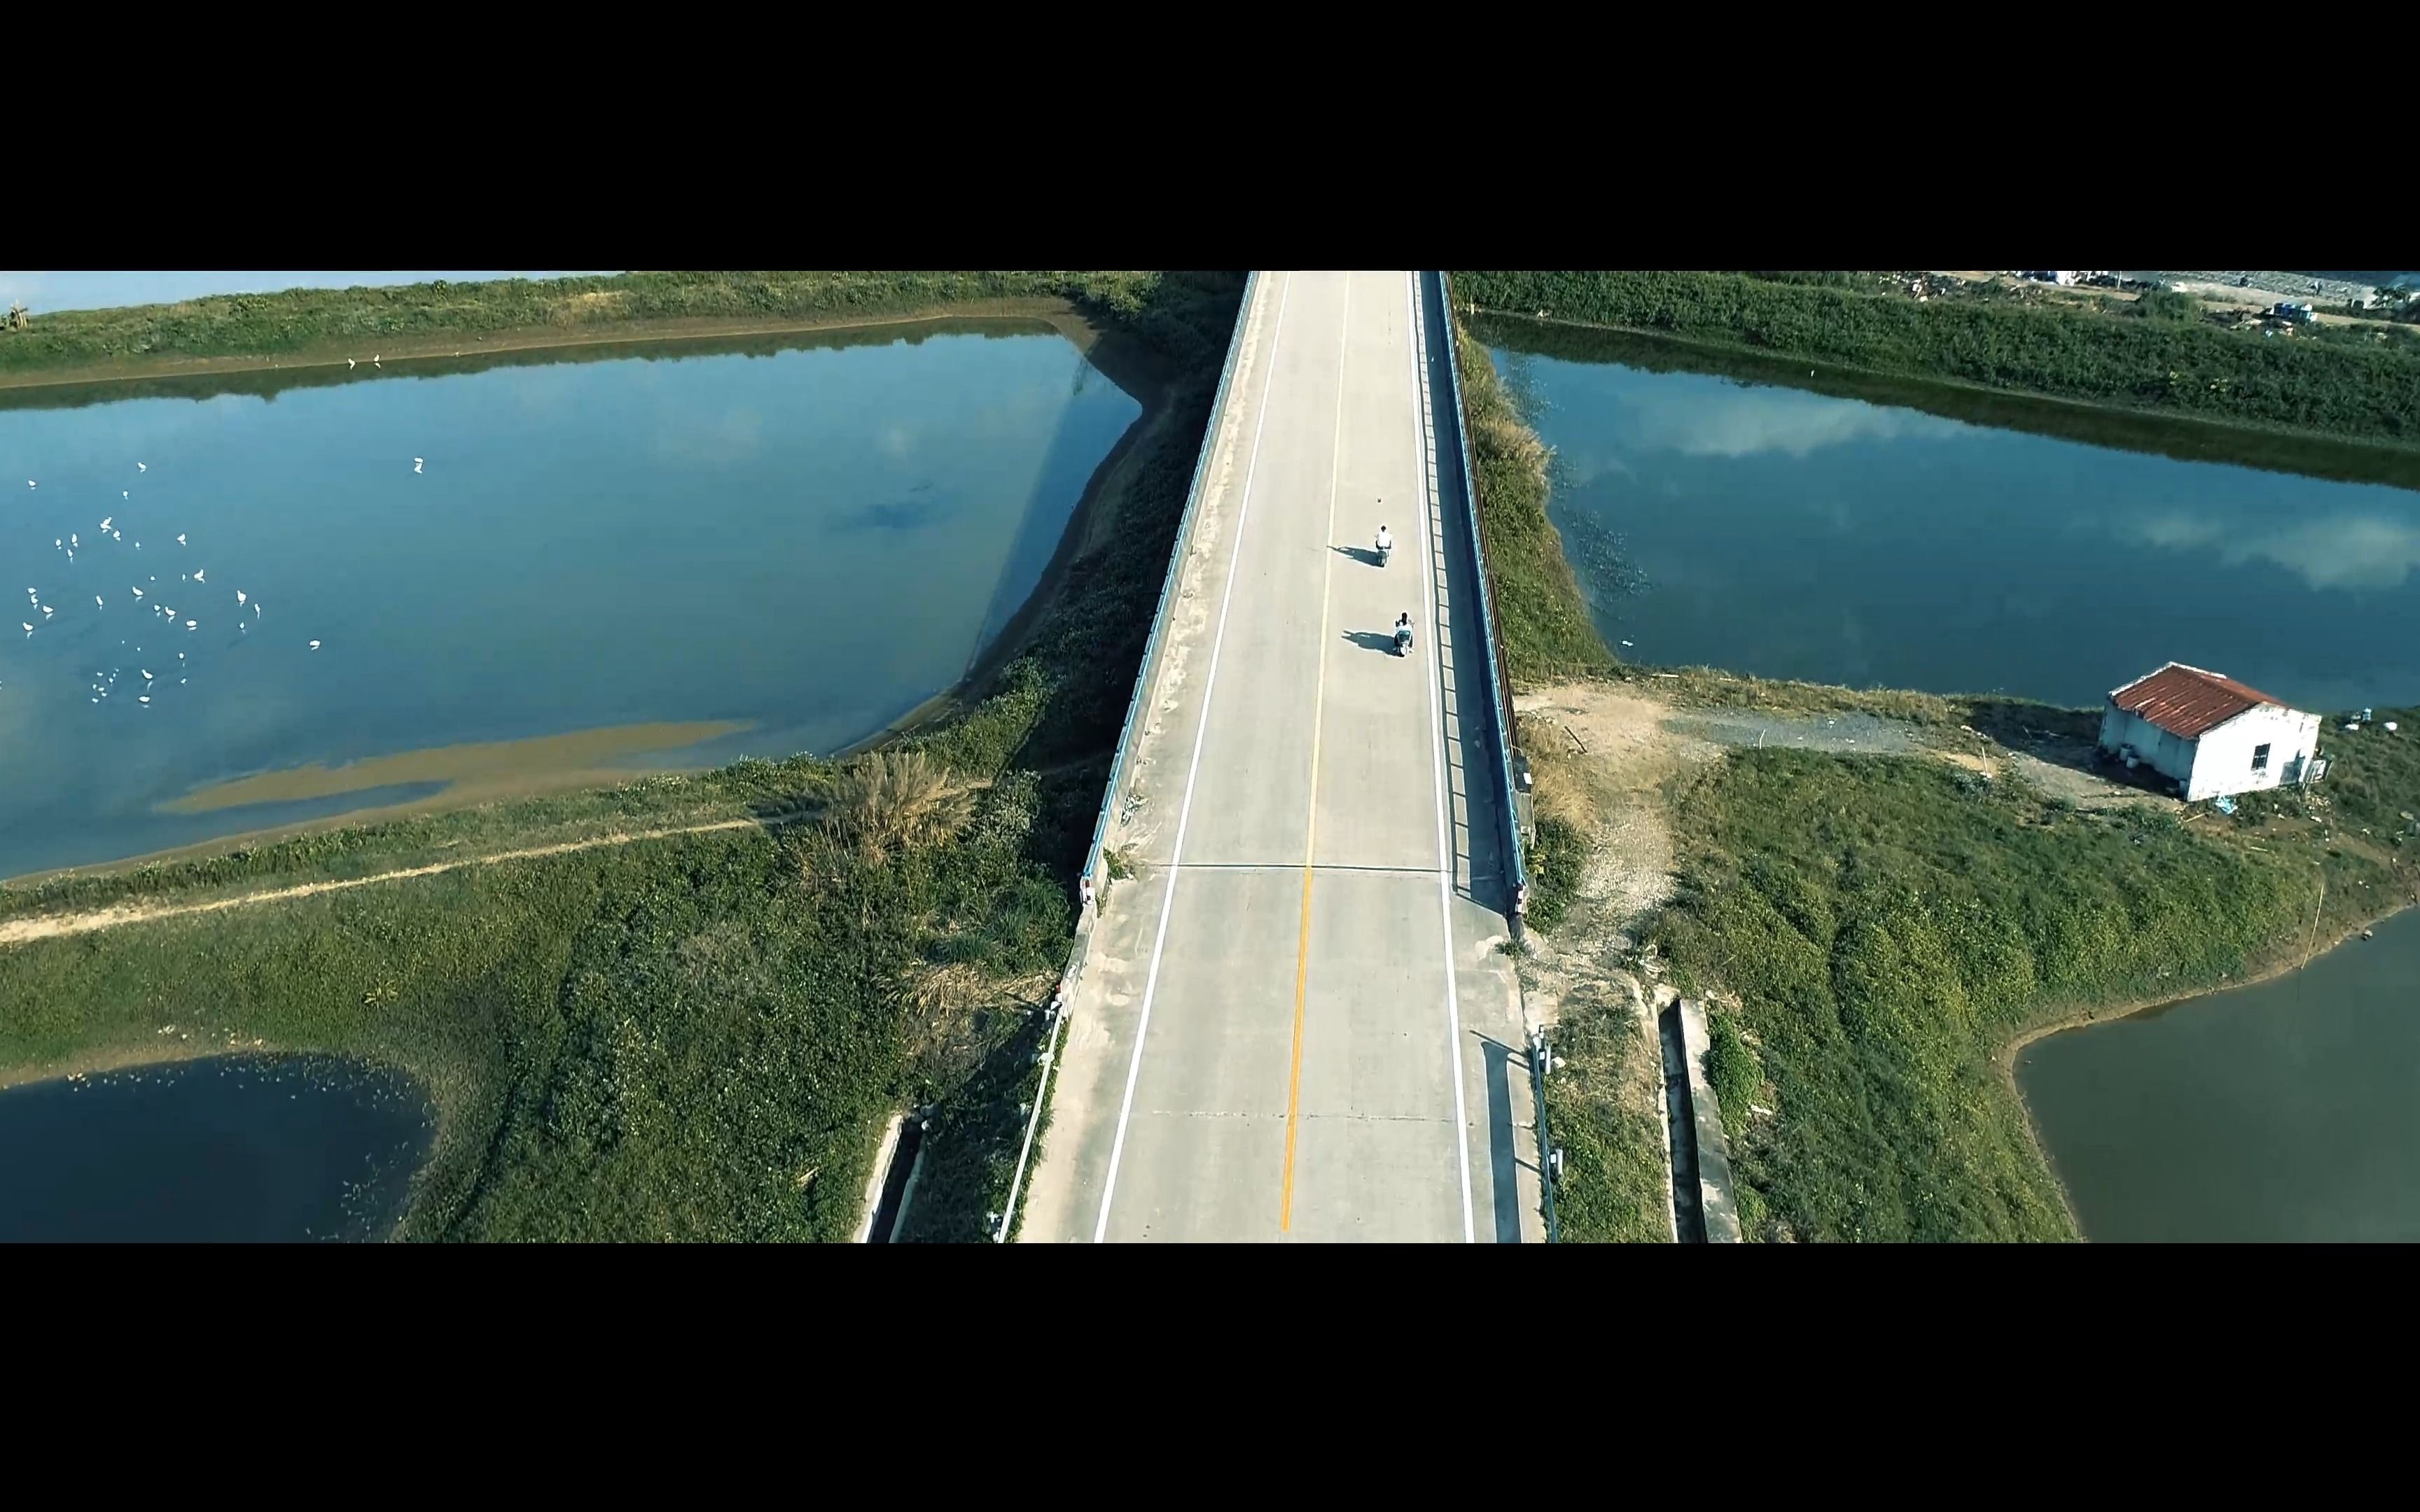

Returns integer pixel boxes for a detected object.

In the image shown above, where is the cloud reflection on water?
[2129,510,2420,592]
[1555,381,1971,489]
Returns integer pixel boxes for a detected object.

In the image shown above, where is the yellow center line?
[1281,272,1353,1234]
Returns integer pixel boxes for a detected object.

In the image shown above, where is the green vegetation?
[1701,1011,1760,1142]
[0,271,1241,383]
[1452,270,2420,447]
[1654,748,2323,1241]
[0,271,1246,1242]
[1538,979,1671,1245]
[1522,815,1587,932]
[2129,288,2202,322]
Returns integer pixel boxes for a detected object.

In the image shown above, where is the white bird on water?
[185,620,197,631]
[236,590,246,606]
[141,669,153,680]
[176,533,186,546]
[309,640,321,651]
[347,357,356,370]
[20,623,30,635]
[100,517,112,532]
[413,457,424,474]
[138,696,151,706]
[25,479,34,489]
[95,595,104,608]
[69,534,78,548]
[41,605,51,617]
[130,587,144,598]
[193,569,205,583]
[122,491,129,500]
[137,463,146,472]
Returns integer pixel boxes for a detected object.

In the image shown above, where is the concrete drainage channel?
[1654,995,1744,1245]
[857,1109,931,1244]
[1658,1004,1709,1243]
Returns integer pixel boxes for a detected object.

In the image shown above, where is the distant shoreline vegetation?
[0,270,1235,388]
[1450,270,2420,449]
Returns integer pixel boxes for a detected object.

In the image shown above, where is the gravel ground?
[1664,710,1924,755]
[2136,270,2414,306]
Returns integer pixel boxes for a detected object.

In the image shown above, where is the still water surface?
[2017,908,2420,1242]
[0,321,1140,876]
[1485,330,2420,712]
[0,1054,432,1242]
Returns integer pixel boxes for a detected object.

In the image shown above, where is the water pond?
[1480,319,2420,713]
[2017,908,2420,1242]
[0,1054,432,1242]
[0,318,1141,876]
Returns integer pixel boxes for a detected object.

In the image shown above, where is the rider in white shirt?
[1375,524,1393,556]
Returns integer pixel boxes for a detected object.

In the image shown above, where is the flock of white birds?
[6,458,388,705]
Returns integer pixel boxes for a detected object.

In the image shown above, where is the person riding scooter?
[1375,524,1393,566]
[1393,612,1413,656]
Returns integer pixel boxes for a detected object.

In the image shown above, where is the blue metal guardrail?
[1078,272,1262,895]
[1428,271,1529,934]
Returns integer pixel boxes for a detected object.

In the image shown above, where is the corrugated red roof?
[2108,662,2285,739]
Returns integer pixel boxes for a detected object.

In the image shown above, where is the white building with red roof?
[2096,662,2322,802]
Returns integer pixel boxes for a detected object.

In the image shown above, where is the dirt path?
[0,818,760,948]
[0,743,1122,950]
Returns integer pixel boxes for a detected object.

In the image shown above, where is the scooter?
[1393,624,1414,657]
[1377,539,1392,567]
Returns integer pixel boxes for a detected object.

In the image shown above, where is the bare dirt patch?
[1512,682,1717,1239]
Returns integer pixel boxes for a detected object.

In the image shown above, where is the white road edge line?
[1092,270,1292,1244]
[1407,269,1477,1244]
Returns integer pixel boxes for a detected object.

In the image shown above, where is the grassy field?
[1452,270,2420,448]
[1653,698,2419,1243]
[0,270,1246,1242]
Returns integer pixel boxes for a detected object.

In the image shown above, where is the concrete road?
[1018,271,1542,1243]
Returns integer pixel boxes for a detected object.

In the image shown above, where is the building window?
[2253,743,2272,771]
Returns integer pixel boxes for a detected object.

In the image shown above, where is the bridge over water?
[1011,271,1543,1244]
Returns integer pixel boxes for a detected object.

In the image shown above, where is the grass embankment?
[1451,302,2420,1242]
[1451,270,2420,448]
[0,270,1246,1242]
[1446,308,1665,1238]
[0,270,1231,391]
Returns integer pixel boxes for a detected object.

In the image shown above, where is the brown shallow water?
[2017,906,2420,1242]
[162,719,751,812]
